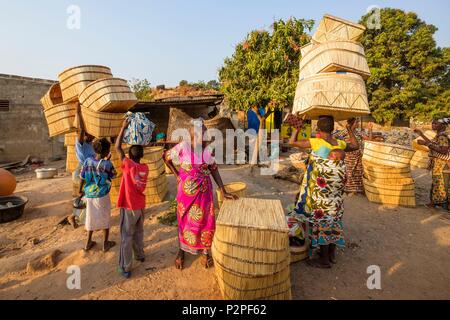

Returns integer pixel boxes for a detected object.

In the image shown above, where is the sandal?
[202,252,214,269]
[175,250,185,270]
[103,240,116,252]
[84,240,96,252]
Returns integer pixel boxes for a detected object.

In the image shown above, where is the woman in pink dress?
[164,119,237,269]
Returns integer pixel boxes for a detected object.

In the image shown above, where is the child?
[115,119,149,278]
[80,138,116,252]
[328,149,346,161]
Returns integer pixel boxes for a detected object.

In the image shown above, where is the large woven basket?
[312,14,366,43]
[410,150,430,169]
[363,141,415,168]
[216,182,247,208]
[293,72,370,120]
[290,244,308,264]
[142,146,164,164]
[64,132,78,147]
[66,145,79,173]
[81,106,124,138]
[40,82,63,110]
[212,198,291,300]
[363,160,412,179]
[363,178,416,207]
[44,102,77,137]
[79,78,137,113]
[299,41,370,79]
[58,65,113,102]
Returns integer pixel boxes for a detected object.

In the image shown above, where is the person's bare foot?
[103,240,116,252]
[175,250,185,270]
[202,253,214,269]
[84,240,96,251]
[68,215,78,229]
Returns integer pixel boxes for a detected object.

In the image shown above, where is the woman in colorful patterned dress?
[164,119,238,270]
[289,116,359,268]
[415,116,450,210]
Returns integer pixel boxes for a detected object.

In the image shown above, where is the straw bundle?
[363,141,415,168]
[79,78,137,113]
[44,102,77,137]
[290,244,308,264]
[81,106,124,138]
[292,72,370,120]
[64,132,78,147]
[312,14,366,43]
[58,65,113,102]
[410,150,430,169]
[299,41,370,79]
[40,82,63,110]
[363,178,416,207]
[216,182,247,208]
[212,198,291,300]
[66,145,78,173]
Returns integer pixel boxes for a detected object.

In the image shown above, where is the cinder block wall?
[0,74,65,162]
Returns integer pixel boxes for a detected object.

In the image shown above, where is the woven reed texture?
[66,146,78,173]
[58,65,113,102]
[362,141,415,168]
[300,43,314,57]
[312,14,366,43]
[299,41,370,79]
[142,146,164,163]
[363,177,416,207]
[64,132,78,147]
[79,78,137,113]
[412,130,436,152]
[40,82,63,110]
[216,182,247,208]
[293,72,370,120]
[81,106,124,138]
[290,245,309,264]
[44,102,77,137]
[410,150,430,169]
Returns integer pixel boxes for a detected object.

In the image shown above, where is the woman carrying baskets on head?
[415,115,450,210]
[288,115,360,268]
[164,118,238,270]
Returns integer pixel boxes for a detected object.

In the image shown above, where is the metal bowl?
[0,196,28,223]
[35,168,57,179]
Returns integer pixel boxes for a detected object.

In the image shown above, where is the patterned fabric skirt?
[344,149,364,193]
[431,158,448,206]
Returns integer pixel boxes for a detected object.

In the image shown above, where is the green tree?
[129,78,153,101]
[360,8,449,122]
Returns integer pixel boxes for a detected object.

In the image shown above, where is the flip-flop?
[103,240,116,252]
[84,241,96,252]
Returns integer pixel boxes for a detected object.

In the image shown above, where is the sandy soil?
[0,159,449,300]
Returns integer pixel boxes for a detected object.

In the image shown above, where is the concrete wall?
[0,74,65,162]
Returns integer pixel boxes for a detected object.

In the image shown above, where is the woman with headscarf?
[415,116,450,210]
[288,115,360,268]
[164,118,238,270]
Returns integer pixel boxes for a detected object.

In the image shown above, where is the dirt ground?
[0,158,449,300]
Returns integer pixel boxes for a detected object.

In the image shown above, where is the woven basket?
[58,65,113,102]
[142,146,164,164]
[290,244,308,264]
[216,182,247,208]
[79,78,137,112]
[64,132,78,147]
[363,160,412,179]
[299,41,370,79]
[300,43,314,57]
[410,150,430,169]
[81,106,124,138]
[312,14,366,43]
[363,178,416,207]
[44,102,77,137]
[293,72,370,120]
[212,198,291,300]
[40,82,63,110]
[363,141,415,168]
[66,145,79,173]
[412,130,436,152]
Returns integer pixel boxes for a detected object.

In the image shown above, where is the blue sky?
[0,0,448,86]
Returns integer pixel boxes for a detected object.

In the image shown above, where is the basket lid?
[216,198,288,232]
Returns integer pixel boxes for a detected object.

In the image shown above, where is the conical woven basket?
[212,198,291,300]
[81,106,124,138]
[216,182,247,208]
[40,82,63,110]
[79,78,137,113]
[299,41,370,79]
[293,72,370,120]
[363,141,414,168]
[66,145,79,173]
[312,14,366,43]
[64,132,78,147]
[410,150,430,169]
[363,178,416,207]
[58,65,113,102]
[44,102,77,137]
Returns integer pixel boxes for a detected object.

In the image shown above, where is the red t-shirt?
[117,158,149,210]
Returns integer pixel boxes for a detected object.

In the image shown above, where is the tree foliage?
[129,78,153,101]
[219,18,314,111]
[361,8,449,122]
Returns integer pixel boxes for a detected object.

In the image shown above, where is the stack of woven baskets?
[363,141,416,207]
[292,14,371,120]
[212,198,291,300]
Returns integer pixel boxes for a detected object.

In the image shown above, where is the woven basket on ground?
[212,198,291,300]
[81,106,124,138]
[44,102,77,137]
[79,78,137,113]
[410,150,430,169]
[290,244,309,264]
[363,159,412,180]
[293,72,370,120]
[40,82,63,110]
[299,41,370,79]
[215,182,247,208]
[312,14,366,43]
[362,141,415,168]
[58,65,113,102]
[363,177,416,207]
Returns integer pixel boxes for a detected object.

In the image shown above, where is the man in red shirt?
[115,119,149,278]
